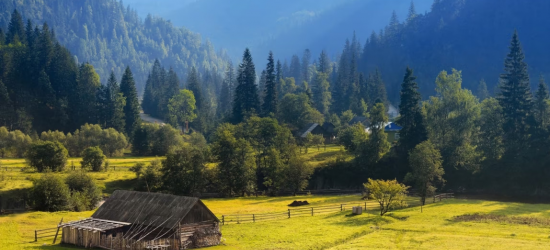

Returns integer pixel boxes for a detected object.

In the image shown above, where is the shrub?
[81,146,106,171]
[0,126,33,158]
[132,123,184,156]
[133,160,163,192]
[65,124,128,157]
[65,171,103,211]
[364,178,409,216]
[30,174,71,211]
[25,141,68,172]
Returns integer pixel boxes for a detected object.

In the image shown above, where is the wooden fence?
[221,193,455,225]
[434,193,454,202]
[221,203,368,225]
[35,227,58,242]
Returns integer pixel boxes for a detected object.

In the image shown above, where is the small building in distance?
[384,122,402,143]
[296,123,325,139]
[296,123,337,142]
[348,116,370,127]
[59,190,220,250]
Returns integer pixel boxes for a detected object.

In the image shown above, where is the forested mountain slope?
[360,0,550,101]
[125,0,433,60]
[0,0,228,92]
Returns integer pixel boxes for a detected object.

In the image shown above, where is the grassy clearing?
[4,196,550,249]
[0,145,345,195]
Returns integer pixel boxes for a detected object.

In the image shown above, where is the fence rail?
[221,203,368,225]
[433,193,454,202]
[221,193,454,225]
[35,218,63,243]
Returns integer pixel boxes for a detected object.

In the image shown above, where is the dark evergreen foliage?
[232,48,260,123]
[396,67,428,177]
[0,1,229,92]
[262,51,278,116]
[120,66,141,139]
[498,31,533,153]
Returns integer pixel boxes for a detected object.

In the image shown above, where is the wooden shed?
[59,190,220,249]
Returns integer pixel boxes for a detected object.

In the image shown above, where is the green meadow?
[2,197,550,249]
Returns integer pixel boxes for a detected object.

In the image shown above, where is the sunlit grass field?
[2,197,550,249]
[0,157,161,194]
[0,145,347,194]
[5,146,547,249]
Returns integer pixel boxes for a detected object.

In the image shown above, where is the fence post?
[222,215,224,225]
[364,202,367,211]
[288,209,290,218]
[35,230,37,242]
[253,214,255,223]
[340,204,343,211]
[311,207,314,216]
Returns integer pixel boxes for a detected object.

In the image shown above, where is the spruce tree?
[499,31,533,151]
[186,67,205,132]
[0,28,5,46]
[106,71,126,132]
[317,50,331,74]
[75,63,101,127]
[290,55,302,85]
[312,72,331,115]
[368,69,388,106]
[477,79,490,101]
[301,49,311,84]
[142,73,155,115]
[282,60,289,79]
[534,76,550,128]
[0,80,12,127]
[262,51,277,116]
[6,9,25,44]
[186,67,203,111]
[406,1,417,24]
[120,66,141,138]
[276,60,283,84]
[218,63,235,119]
[233,48,260,123]
[397,67,428,153]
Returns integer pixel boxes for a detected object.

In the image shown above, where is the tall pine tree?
[6,9,25,44]
[396,67,428,178]
[498,31,533,152]
[534,76,550,129]
[120,66,141,138]
[262,51,277,116]
[233,48,260,123]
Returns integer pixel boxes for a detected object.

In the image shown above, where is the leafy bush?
[81,146,106,172]
[364,178,409,216]
[131,160,163,192]
[25,141,68,172]
[0,126,33,158]
[30,174,71,212]
[65,171,103,211]
[132,123,184,156]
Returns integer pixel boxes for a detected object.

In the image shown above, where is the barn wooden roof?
[61,218,130,231]
[92,190,218,230]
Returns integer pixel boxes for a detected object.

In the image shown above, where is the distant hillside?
[0,0,229,92]
[125,0,433,60]
[360,0,550,102]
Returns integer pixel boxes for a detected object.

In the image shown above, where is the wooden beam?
[52,217,63,244]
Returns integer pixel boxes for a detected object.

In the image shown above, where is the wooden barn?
[59,190,220,249]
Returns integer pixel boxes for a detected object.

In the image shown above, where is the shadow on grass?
[28,243,83,250]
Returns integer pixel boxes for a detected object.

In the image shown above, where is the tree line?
[0,10,141,139]
[0,0,229,92]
